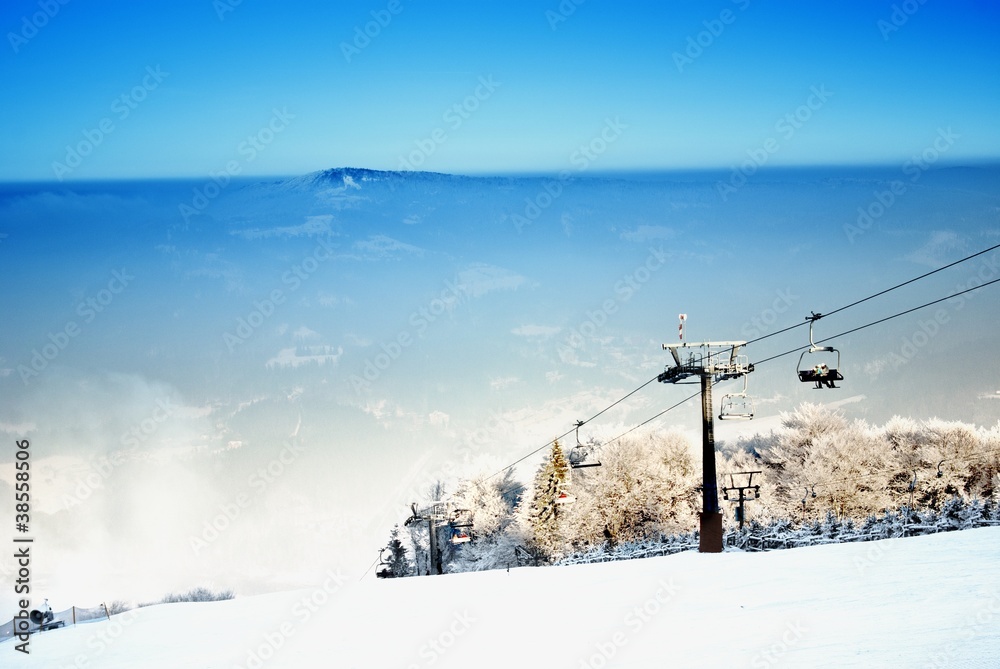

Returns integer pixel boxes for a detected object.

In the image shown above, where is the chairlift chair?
[569,420,602,468]
[375,547,393,578]
[569,443,602,468]
[796,313,844,389]
[718,374,755,420]
[555,491,576,505]
[448,508,474,544]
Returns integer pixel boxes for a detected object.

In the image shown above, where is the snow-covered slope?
[7,528,999,668]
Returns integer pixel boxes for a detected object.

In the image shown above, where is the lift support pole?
[659,337,751,553]
[699,371,723,552]
[405,502,449,575]
[427,518,441,575]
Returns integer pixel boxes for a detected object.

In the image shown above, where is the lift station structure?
[403,501,472,575]
[658,336,753,552]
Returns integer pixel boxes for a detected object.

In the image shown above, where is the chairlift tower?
[722,471,762,530]
[659,334,753,553]
[404,500,461,575]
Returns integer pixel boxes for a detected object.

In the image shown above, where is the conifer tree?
[526,439,571,559]
[386,525,409,577]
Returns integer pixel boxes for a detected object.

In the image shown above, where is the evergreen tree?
[526,439,571,560]
[386,525,409,577]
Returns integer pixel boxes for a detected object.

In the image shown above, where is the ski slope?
[7,528,1000,668]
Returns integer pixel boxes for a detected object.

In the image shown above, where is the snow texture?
[4,527,999,668]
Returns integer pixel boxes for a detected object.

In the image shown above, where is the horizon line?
[2,159,999,186]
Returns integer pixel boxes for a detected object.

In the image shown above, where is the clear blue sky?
[2,0,999,180]
[3,0,1000,613]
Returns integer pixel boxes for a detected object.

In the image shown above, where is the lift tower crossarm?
[722,470,763,530]
[659,341,750,382]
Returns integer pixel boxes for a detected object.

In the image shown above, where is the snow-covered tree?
[562,431,698,547]
[723,405,1000,522]
[399,480,449,576]
[445,470,526,572]
[523,440,571,560]
[389,406,1000,574]
[385,525,410,577]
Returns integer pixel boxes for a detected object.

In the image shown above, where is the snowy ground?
[5,528,999,668]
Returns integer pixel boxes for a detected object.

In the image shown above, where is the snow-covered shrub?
[560,431,699,550]
[139,587,234,607]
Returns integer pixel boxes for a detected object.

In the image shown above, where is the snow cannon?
[29,608,54,625]
[28,599,64,631]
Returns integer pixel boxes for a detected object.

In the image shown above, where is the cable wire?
[604,389,702,445]
[481,375,662,484]
[398,243,1000,526]
[359,553,381,581]
[570,274,1000,474]
[752,276,1000,367]
[819,241,1000,322]
[677,242,1000,371]
[491,244,1000,489]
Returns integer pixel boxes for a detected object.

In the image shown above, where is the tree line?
[381,403,1000,576]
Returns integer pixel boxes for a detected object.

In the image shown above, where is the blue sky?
[2,1,999,181]
[1,1,999,610]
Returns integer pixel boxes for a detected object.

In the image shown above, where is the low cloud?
[233,214,337,240]
[457,263,528,297]
[904,230,964,267]
[620,225,675,243]
[353,234,424,259]
[512,325,561,338]
[266,345,344,369]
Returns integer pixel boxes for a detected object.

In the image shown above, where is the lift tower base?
[699,512,724,553]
